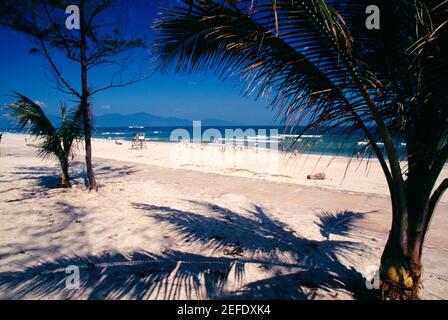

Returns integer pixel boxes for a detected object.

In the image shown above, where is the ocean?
[91,126,407,159]
[1,125,407,159]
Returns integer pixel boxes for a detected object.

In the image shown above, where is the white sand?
[89,137,448,202]
[0,133,447,299]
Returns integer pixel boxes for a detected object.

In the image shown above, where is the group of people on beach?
[182,141,263,153]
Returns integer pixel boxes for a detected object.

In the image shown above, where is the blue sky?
[0,0,278,125]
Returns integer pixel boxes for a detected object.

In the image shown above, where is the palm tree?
[5,93,83,188]
[151,0,448,299]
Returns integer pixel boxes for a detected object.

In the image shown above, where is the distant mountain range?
[92,112,236,127]
[0,111,236,128]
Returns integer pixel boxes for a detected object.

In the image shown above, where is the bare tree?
[0,0,146,190]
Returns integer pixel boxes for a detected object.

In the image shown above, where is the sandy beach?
[0,133,447,299]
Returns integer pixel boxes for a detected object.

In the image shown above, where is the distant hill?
[0,111,236,128]
[93,112,236,127]
[93,112,190,127]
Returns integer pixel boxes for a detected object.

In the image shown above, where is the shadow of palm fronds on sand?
[0,202,376,299]
[315,210,364,240]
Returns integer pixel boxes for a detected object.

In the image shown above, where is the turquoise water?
[91,126,407,159]
[1,125,407,158]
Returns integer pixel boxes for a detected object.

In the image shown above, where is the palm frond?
[152,0,379,137]
[152,0,448,187]
[4,93,82,162]
[4,92,63,160]
[5,92,57,137]
[151,0,402,187]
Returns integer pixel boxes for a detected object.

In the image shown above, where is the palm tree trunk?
[380,174,447,299]
[79,0,97,191]
[60,158,71,188]
[380,204,421,299]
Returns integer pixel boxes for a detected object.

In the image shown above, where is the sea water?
[90,126,407,160]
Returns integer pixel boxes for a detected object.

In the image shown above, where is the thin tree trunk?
[81,95,97,190]
[60,158,71,188]
[80,0,97,190]
[83,116,97,190]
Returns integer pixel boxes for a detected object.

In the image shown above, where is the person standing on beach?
[294,149,299,158]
